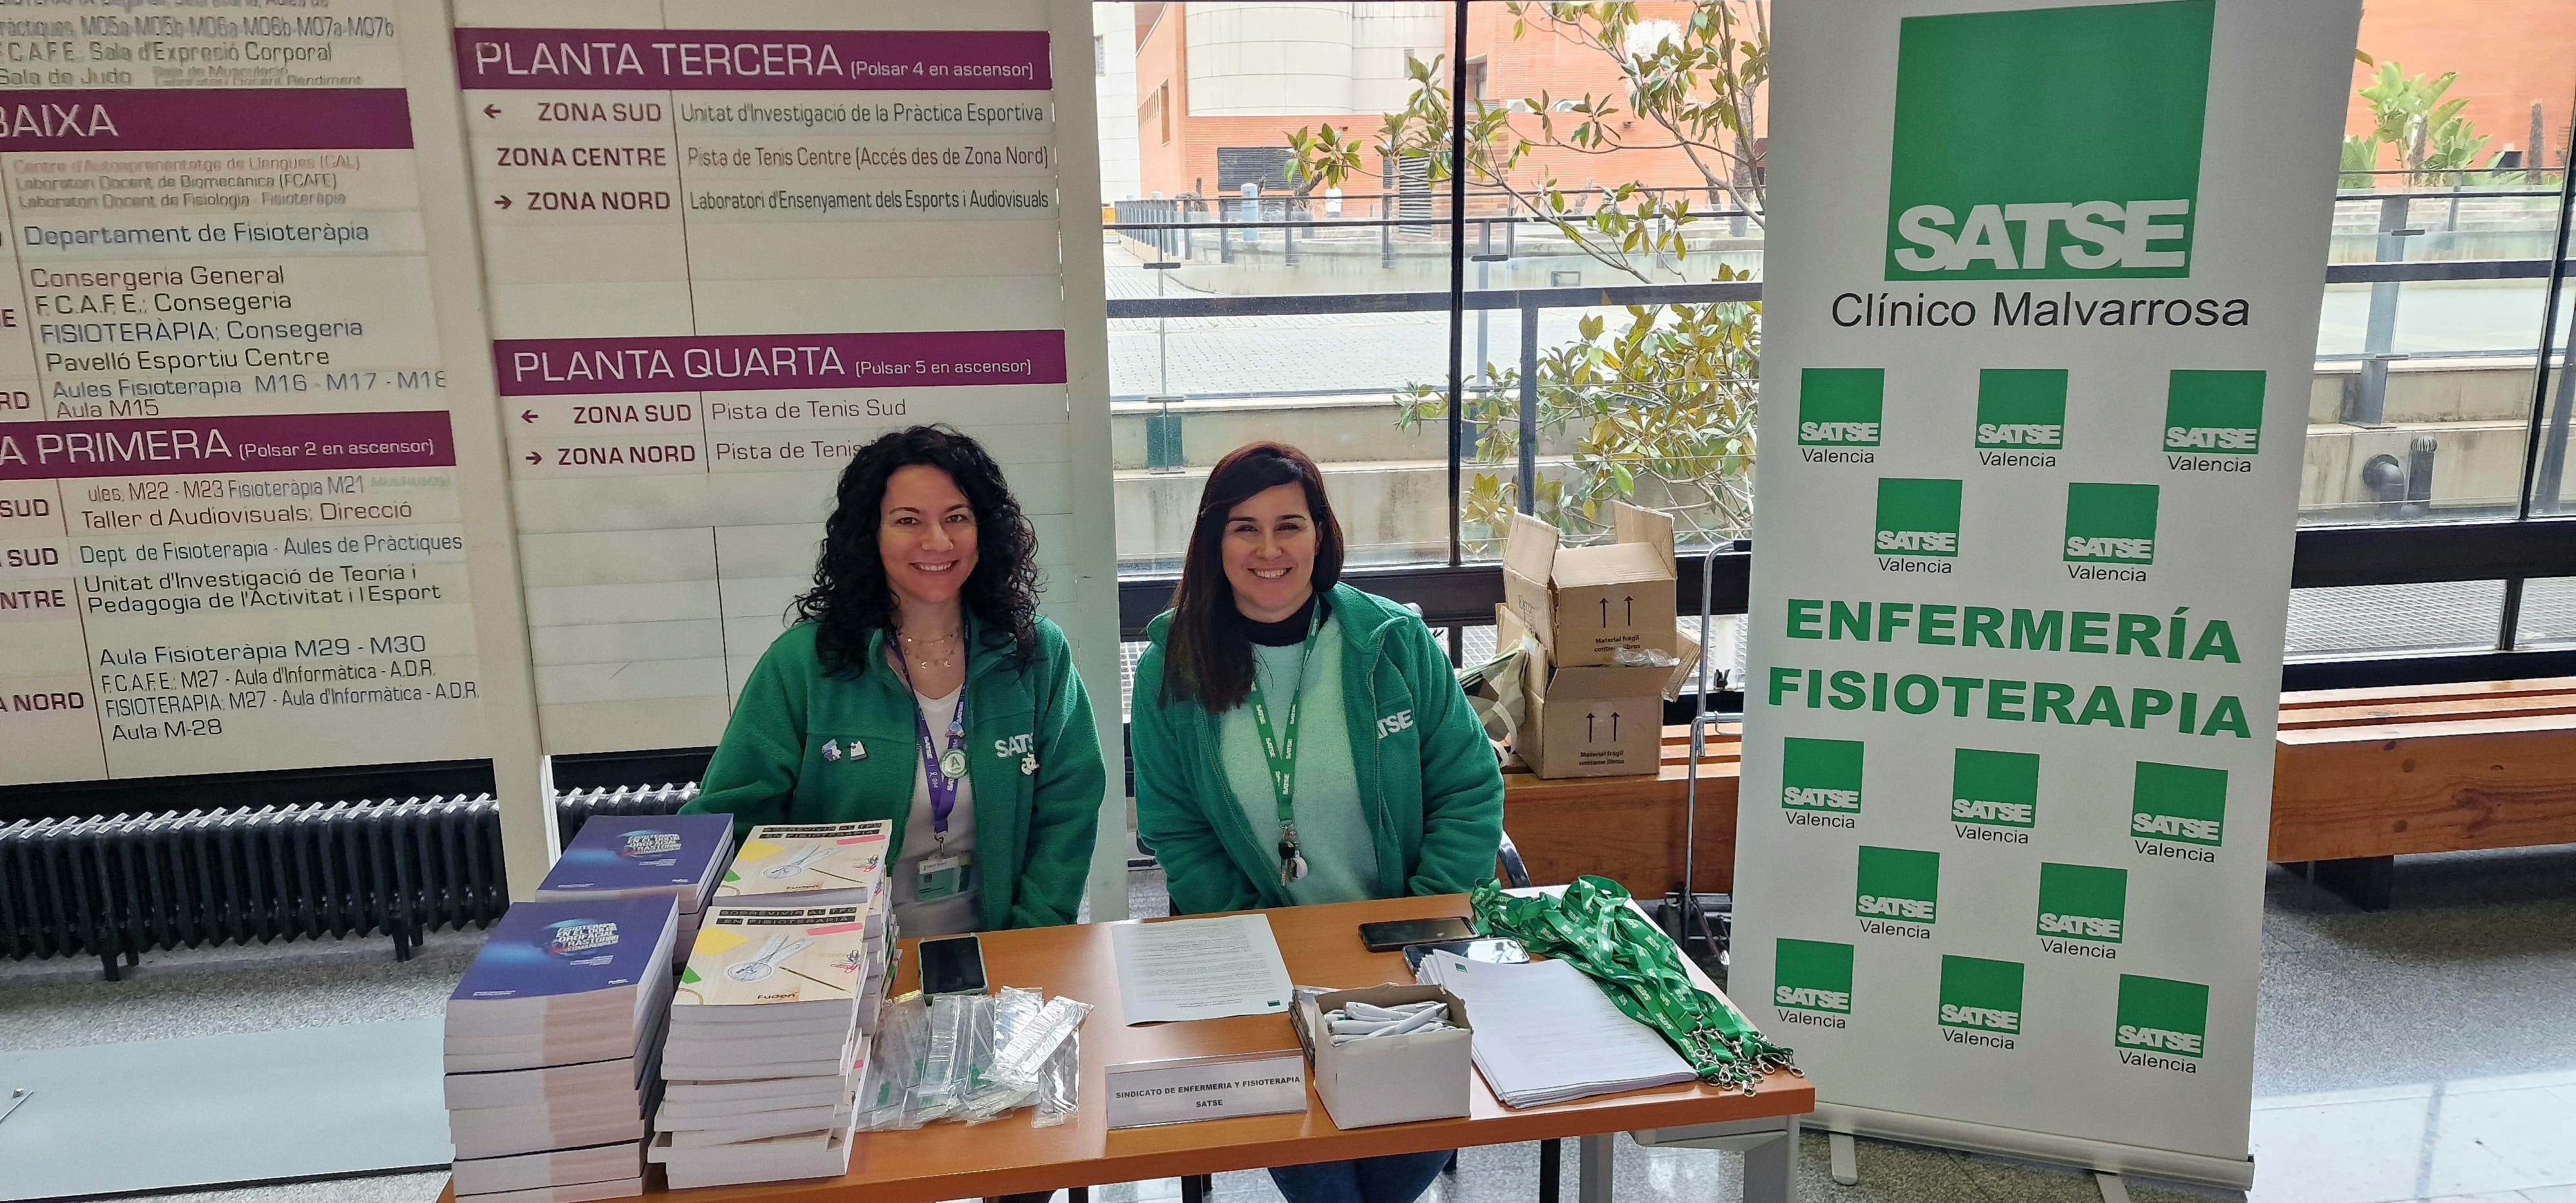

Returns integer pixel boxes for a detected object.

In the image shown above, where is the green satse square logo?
[1875,478,1962,557]
[1975,370,2068,450]
[1774,938,1855,1014]
[1885,0,2213,280]
[1938,955,2023,1033]
[1783,737,1864,813]
[1799,368,1886,447]
[2116,974,2208,1057]
[2131,761,2227,846]
[2063,483,2160,565]
[1951,748,2039,828]
[2164,370,2266,453]
[1856,845,1938,924]
[2037,862,2127,943]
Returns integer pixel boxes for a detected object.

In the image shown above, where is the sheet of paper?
[1426,951,1698,1108]
[1108,915,1297,1025]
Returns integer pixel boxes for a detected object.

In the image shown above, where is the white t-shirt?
[891,686,980,940]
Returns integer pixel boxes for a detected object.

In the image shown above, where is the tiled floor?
[4,847,2570,1203]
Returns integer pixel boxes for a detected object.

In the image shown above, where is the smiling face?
[1222,481,1317,623]
[878,464,979,611]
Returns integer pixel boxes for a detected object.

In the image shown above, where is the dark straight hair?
[1160,442,1346,711]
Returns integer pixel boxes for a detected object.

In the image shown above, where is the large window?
[1095,1,2576,671]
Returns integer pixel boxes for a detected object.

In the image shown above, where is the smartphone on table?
[1356,916,1478,953]
[918,934,988,996]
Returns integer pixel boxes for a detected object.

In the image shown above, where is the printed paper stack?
[712,821,893,937]
[537,814,737,968]
[649,904,890,1188]
[443,897,679,1202]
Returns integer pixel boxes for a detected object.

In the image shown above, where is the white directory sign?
[450,1,1109,755]
[0,1,495,783]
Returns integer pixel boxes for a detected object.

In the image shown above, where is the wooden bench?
[1501,678,2576,911]
[2271,676,2576,908]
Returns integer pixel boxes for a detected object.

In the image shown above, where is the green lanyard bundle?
[1471,875,1798,1094]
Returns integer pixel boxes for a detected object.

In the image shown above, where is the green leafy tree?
[2353,61,2506,187]
[1287,2,1770,549]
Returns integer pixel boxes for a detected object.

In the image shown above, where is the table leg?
[1578,1132,1616,1203]
[1539,1137,1562,1203]
[1741,1115,1797,1203]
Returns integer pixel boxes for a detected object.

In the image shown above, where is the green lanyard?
[1247,606,1321,886]
[1472,875,1800,1094]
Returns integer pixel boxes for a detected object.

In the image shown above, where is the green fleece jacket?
[684,617,1105,931]
[1130,583,1506,916]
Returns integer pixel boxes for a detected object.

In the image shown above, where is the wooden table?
[439,895,1812,1203]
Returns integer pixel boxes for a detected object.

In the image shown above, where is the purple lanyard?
[892,627,969,842]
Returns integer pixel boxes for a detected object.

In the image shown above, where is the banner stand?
[1732,0,2364,1190]
[1812,1103,2256,1191]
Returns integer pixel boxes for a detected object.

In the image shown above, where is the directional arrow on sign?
[520,410,536,423]
[482,104,501,119]
[493,194,512,209]
[524,451,541,465]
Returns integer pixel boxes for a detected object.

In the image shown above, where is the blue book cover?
[539,814,734,897]
[451,896,677,1004]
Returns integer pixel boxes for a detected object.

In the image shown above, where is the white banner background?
[1734,0,2361,1184]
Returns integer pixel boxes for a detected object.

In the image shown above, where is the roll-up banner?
[1735,0,2359,1187]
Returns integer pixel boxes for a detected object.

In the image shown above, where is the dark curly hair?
[793,424,1042,677]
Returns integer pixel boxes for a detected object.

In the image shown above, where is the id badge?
[916,853,971,902]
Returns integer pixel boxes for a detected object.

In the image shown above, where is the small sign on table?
[1104,1051,1307,1130]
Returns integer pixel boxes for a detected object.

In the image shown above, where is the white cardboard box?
[1294,985,1473,1129]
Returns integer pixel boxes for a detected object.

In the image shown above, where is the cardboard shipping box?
[1292,985,1473,1129]
[1502,502,1681,667]
[1499,604,1669,779]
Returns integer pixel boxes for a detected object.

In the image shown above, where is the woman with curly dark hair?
[686,425,1105,937]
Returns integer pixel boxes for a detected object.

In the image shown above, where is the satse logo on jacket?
[1884,0,2213,279]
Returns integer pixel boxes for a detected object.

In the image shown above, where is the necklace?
[896,627,961,671]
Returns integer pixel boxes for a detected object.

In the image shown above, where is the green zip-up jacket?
[1130,583,1505,916]
[683,617,1105,931]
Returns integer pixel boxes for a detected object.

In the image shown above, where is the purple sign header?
[0,412,455,481]
[491,331,1068,397]
[455,29,1051,91]
[0,91,414,153]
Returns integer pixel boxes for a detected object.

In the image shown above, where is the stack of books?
[444,897,679,1202]
[537,814,737,968]
[713,821,894,939]
[649,900,891,1188]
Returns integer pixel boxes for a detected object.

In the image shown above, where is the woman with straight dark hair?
[1129,441,1502,1203]
[686,424,1105,939]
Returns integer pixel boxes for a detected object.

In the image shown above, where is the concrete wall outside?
[1109,362,2546,564]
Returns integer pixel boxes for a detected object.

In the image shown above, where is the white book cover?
[712,822,889,907]
[674,906,872,1023]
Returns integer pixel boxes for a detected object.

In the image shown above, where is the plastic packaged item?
[962,989,1043,1122]
[907,993,974,1125]
[857,994,928,1132]
[1031,1029,1079,1129]
[993,996,1091,1095]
